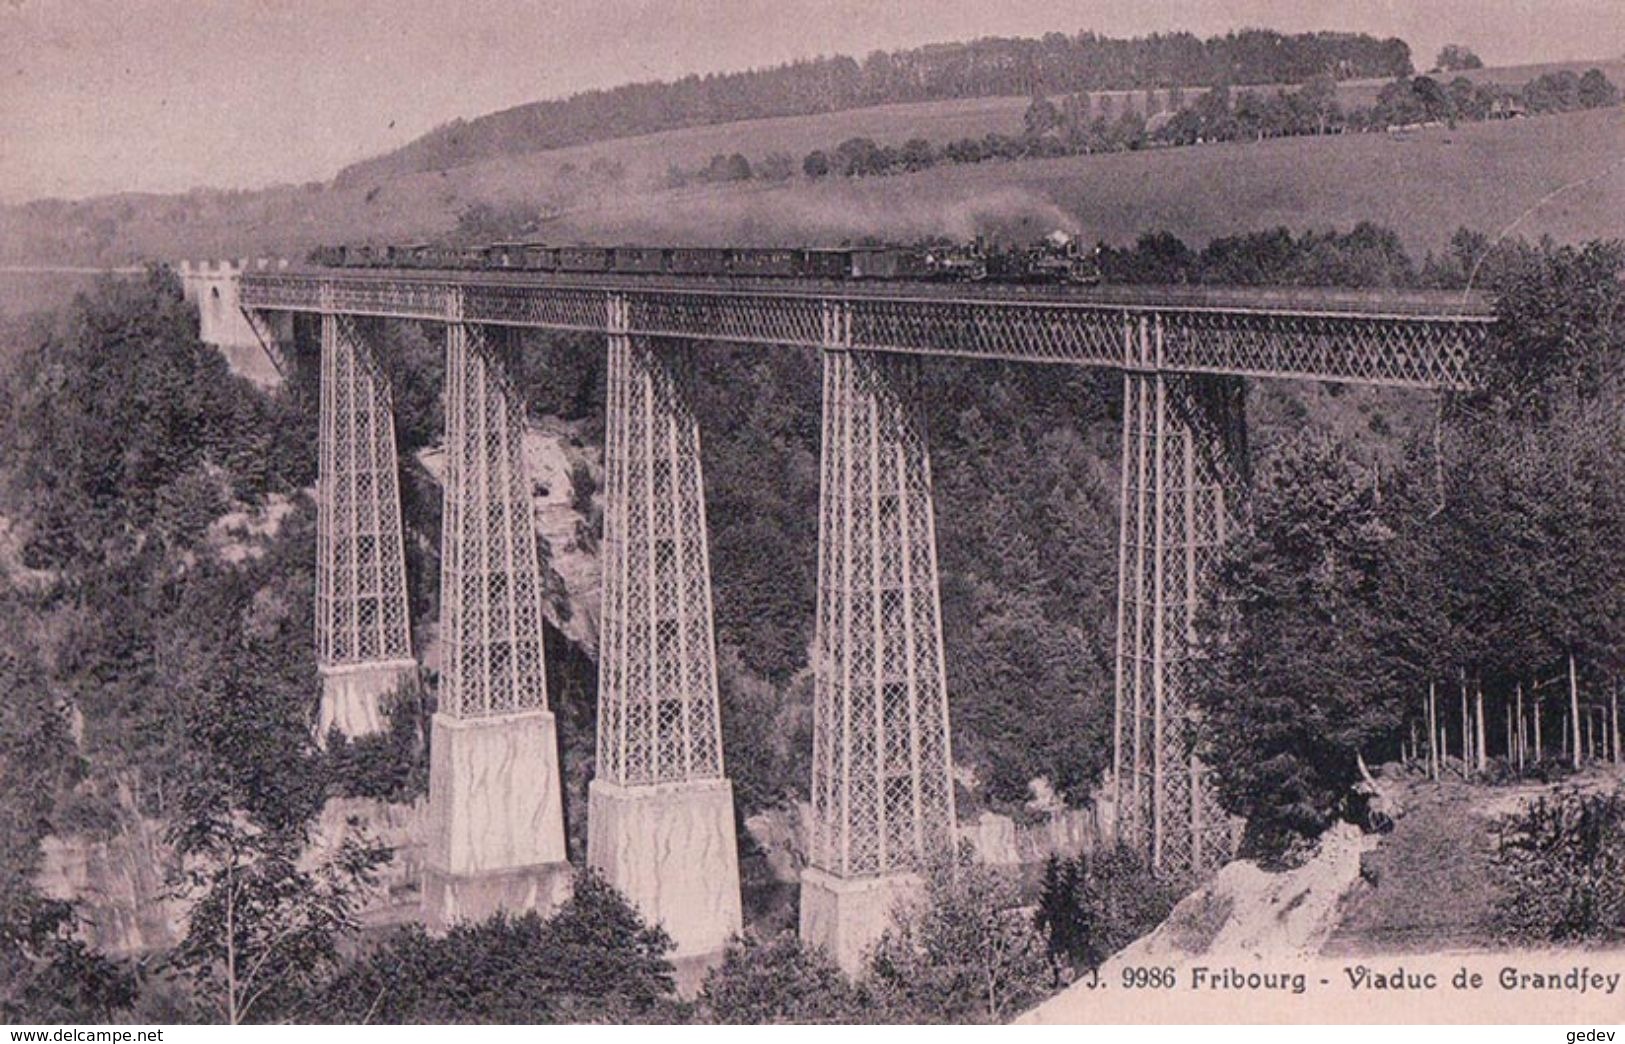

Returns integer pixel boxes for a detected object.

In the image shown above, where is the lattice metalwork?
[1115,357,1246,878]
[596,296,725,785]
[316,312,413,668]
[1160,311,1483,389]
[809,304,956,879]
[464,284,610,330]
[241,274,449,321]
[241,270,1490,388]
[631,291,825,347]
[850,298,1126,367]
[439,312,550,718]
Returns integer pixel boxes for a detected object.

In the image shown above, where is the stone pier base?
[587,778,742,961]
[318,659,418,742]
[798,868,921,975]
[424,710,571,930]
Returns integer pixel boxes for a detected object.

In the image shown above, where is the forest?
[336,29,1414,186]
[0,223,1622,1021]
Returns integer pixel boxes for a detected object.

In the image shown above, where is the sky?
[2,0,1621,203]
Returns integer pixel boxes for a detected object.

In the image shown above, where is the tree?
[1195,434,1407,858]
[1300,73,1341,134]
[1410,75,1452,121]
[1023,94,1061,138]
[1,885,136,1022]
[833,136,885,176]
[1578,68,1621,109]
[1034,846,1180,976]
[802,149,831,178]
[898,138,936,171]
[169,805,386,1023]
[868,857,1049,1022]
[1434,45,1484,72]
[757,151,795,181]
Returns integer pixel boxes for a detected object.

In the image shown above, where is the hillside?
[333,29,1414,187]
[540,105,1625,255]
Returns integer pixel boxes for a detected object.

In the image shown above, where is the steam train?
[309,231,1102,285]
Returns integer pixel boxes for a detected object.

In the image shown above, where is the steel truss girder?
[1114,358,1246,878]
[316,313,413,669]
[439,311,551,719]
[239,275,1488,388]
[596,296,726,786]
[810,304,957,880]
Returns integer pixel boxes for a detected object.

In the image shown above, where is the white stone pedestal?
[423,710,572,930]
[799,868,921,975]
[318,658,418,742]
[587,778,742,960]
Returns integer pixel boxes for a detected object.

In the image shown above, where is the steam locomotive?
[309,231,1102,285]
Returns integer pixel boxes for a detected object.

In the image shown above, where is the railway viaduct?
[183,259,1493,973]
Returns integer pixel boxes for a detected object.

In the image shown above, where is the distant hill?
[335,29,1413,186]
[1,58,1620,303]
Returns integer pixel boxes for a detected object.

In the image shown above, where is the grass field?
[544,104,1625,257]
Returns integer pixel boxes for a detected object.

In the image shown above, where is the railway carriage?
[728,248,801,277]
[667,247,730,276]
[850,246,930,280]
[558,246,613,272]
[802,248,851,279]
[612,246,667,274]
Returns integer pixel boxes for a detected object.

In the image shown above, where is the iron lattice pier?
[316,312,413,671]
[438,305,552,719]
[809,303,957,881]
[595,295,727,786]
[1115,358,1249,874]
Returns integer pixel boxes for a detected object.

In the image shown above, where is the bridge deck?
[239,266,1494,389]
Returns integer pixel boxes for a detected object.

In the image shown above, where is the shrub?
[696,931,868,1023]
[868,856,1049,1022]
[1493,786,1625,943]
[1034,845,1181,976]
[323,678,430,803]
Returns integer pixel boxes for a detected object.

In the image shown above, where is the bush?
[323,871,678,1022]
[1034,845,1180,975]
[323,678,430,803]
[1493,786,1625,943]
[696,931,869,1023]
[868,857,1049,1022]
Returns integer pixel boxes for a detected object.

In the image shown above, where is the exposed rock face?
[958,806,1111,868]
[417,420,602,654]
[1019,822,1378,1024]
[38,796,436,957]
[36,816,184,957]
[307,796,431,930]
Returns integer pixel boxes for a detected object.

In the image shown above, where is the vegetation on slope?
[1195,239,1625,860]
[337,29,1413,186]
